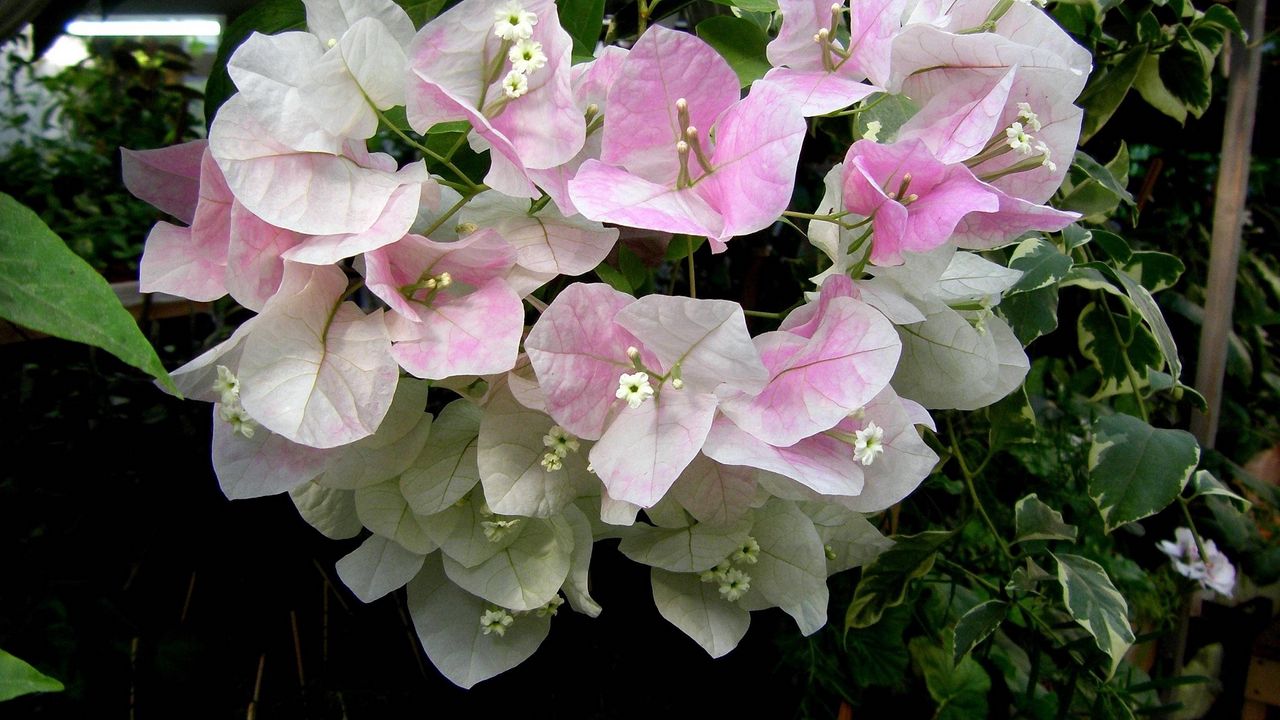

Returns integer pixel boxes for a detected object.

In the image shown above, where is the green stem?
[1177,496,1212,571]
[372,105,483,192]
[420,192,473,239]
[1101,297,1150,423]
[947,416,1013,559]
[937,557,1003,595]
[743,309,785,319]
[686,235,697,299]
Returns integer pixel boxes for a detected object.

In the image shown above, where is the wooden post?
[1190,0,1267,447]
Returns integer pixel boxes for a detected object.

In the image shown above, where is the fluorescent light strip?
[66,18,222,37]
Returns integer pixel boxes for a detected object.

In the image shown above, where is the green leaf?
[997,285,1059,345]
[394,0,447,27]
[1090,230,1132,263]
[1052,552,1135,677]
[1063,223,1093,250]
[204,0,307,129]
[1159,31,1213,118]
[0,193,176,393]
[910,635,992,720]
[1008,237,1074,293]
[845,531,951,630]
[696,17,772,87]
[856,93,920,143]
[1112,268,1183,381]
[1134,53,1188,125]
[708,0,781,12]
[558,0,606,61]
[1198,4,1246,40]
[1014,494,1078,543]
[1077,301,1161,397]
[953,601,1009,664]
[1088,413,1200,532]
[987,388,1037,448]
[1187,470,1251,512]
[0,648,64,701]
[665,235,706,261]
[618,245,649,292]
[1072,150,1135,206]
[843,605,912,689]
[1079,45,1147,142]
[1123,251,1184,292]
[595,260,633,294]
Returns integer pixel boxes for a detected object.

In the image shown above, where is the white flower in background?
[508,39,547,74]
[853,422,885,466]
[1158,527,1236,597]
[480,608,515,636]
[616,371,655,408]
[502,70,529,99]
[1005,122,1033,154]
[493,1,537,40]
[213,365,240,405]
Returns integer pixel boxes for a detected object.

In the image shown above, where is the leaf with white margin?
[750,499,829,635]
[618,517,751,572]
[289,481,362,539]
[589,388,719,508]
[400,399,482,515]
[669,454,759,526]
[560,503,602,617]
[314,378,431,490]
[478,382,597,518]
[212,405,334,499]
[238,262,398,448]
[801,502,893,576]
[614,295,768,394]
[442,517,571,611]
[932,251,1023,305]
[407,554,551,689]
[462,192,619,296]
[335,534,426,603]
[651,568,750,658]
[355,479,437,554]
[426,495,522,568]
[1053,552,1134,678]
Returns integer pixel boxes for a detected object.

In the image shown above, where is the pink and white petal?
[167,317,259,401]
[239,262,399,448]
[589,389,718,507]
[212,407,334,499]
[226,202,306,311]
[669,455,760,526]
[615,295,768,394]
[697,82,806,242]
[758,68,880,117]
[120,140,206,223]
[388,281,523,379]
[569,161,724,239]
[303,0,416,48]
[524,282,642,440]
[768,0,832,70]
[209,96,408,236]
[837,388,939,512]
[897,166,999,256]
[890,25,1087,98]
[226,31,339,153]
[283,177,422,264]
[778,274,859,337]
[720,295,901,446]
[462,192,617,278]
[702,417,865,497]
[138,222,228,301]
[844,0,907,87]
[897,65,1017,164]
[601,25,739,185]
[953,187,1078,250]
[484,149,540,199]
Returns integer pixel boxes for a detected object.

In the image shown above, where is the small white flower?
[536,595,564,617]
[540,451,564,472]
[508,38,547,74]
[1005,122,1033,154]
[616,372,655,409]
[502,69,529,99]
[480,608,515,636]
[700,560,732,583]
[218,403,257,439]
[542,425,580,457]
[493,1,537,40]
[718,568,751,601]
[862,120,882,142]
[732,536,760,565]
[482,518,521,542]
[1034,140,1056,172]
[1016,102,1042,131]
[853,421,885,466]
[213,365,240,405]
